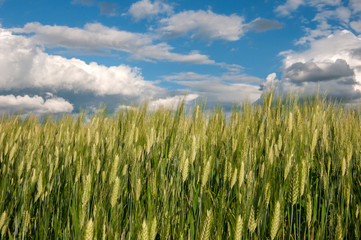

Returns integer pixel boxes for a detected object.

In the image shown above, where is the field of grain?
[0,92,360,239]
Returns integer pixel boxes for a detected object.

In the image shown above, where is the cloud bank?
[275,30,361,101]
[11,22,214,64]
[0,29,159,96]
[0,95,73,114]
[158,10,282,41]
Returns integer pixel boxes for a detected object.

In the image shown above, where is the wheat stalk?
[234,214,243,240]
[238,161,245,188]
[202,159,211,188]
[150,217,157,240]
[270,201,281,240]
[182,157,189,183]
[248,206,257,233]
[200,210,213,240]
[141,220,149,240]
[111,177,120,207]
[84,219,94,240]
[306,194,312,228]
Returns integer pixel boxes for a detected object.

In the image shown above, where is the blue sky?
[0,0,361,114]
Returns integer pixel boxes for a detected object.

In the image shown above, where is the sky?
[0,0,361,115]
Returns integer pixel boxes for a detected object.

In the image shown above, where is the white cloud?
[175,80,262,105]
[275,0,304,16]
[0,95,73,114]
[275,0,341,16]
[158,10,246,41]
[157,10,282,41]
[148,94,198,110]
[163,71,263,84]
[277,30,361,100]
[0,28,160,97]
[295,23,333,45]
[11,22,214,64]
[313,6,351,24]
[349,0,361,13]
[162,71,263,107]
[128,0,173,21]
[350,20,361,33]
[163,72,215,81]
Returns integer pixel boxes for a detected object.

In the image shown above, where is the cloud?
[275,0,304,16]
[349,0,361,13]
[245,18,283,32]
[284,59,355,83]
[0,95,73,114]
[162,71,263,109]
[163,72,214,81]
[164,72,263,108]
[275,0,342,16]
[313,6,351,24]
[71,0,94,6]
[158,10,246,41]
[277,30,361,100]
[351,20,361,33]
[0,28,160,97]
[163,71,263,84]
[157,10,282,41]
[148,94,198,110]
[175,80,262,108]
[98,2,118,16]
[128,0,173,21]
[11,22,214,64]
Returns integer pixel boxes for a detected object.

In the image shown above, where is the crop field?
[0,92,360,239]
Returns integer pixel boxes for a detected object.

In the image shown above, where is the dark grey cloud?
[98,2,118,16]
[246,18,283,32]
[278,59,361,101]
[301,80,361,100]
[284,59,355,84]
[71,0,94,6]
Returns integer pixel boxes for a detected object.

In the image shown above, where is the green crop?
[0,91,360,239]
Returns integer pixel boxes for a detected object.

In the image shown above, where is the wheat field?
[0,92,360,239]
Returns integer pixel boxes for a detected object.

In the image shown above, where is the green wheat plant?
[0,91,360,239]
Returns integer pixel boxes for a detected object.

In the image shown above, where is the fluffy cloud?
[99,2,118,16]
[148,94,199,110]
[349,0,361,13]
[351,20,361,33]
[162,71,263,109]
[175,80,262,107]
[158,10,246,41]
[0,28,160,97]
[0,95,73,114]
[275,0,341,16]
[275,0,304,16]
[128,0,173,21]
[11,22,214,64]
[313,6,351,24]
[277,30,361,100]
[158,10,282,41]
[284,59,354,83]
